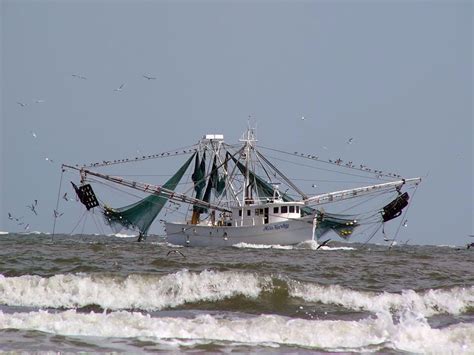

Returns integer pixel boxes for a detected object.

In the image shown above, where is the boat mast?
[240,125,257,206]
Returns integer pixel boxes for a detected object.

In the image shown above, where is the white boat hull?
[165,216,331,247]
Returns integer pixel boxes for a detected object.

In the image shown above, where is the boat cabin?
[231,202,304,227]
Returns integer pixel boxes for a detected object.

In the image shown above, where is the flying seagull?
[143,74,156,80]
[301,116,305,120]
[316,239,331,250]
[31,131,37,138]
[45,157,54,163]
[53,210,64,218]
[63,192,69,201]
[72,74,87,80]
[167,249,185,258]
[27,203,38,215]
[34,99,45,104]
[8,213,23,221]
[114,83,125,92]
[347,137,354,144]
[17,102,28,107]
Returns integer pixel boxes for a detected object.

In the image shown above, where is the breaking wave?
[288,281,474,317]
[0,309,472,352]
[0,270,270,311]
[0,270,472,317]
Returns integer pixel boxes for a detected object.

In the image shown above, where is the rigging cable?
[361,222,384,247]
[259,145,401,180]
[70,209,88,235]
[52,166,65,242]
[80,211,89,237]
[91,210,106,236]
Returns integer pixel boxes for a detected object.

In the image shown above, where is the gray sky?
[1,0,472,245]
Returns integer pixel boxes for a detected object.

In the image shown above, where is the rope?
[91,211,106,235]
[259,145,402,180]
[51,166,65,242]
[82,144,198,168]
[70,209,87,235]
[362,223,383,247]
[80,212,88,237]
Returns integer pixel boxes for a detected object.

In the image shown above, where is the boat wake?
[232,242,293,250]
[107,233,137,238]
[233,240,356,251]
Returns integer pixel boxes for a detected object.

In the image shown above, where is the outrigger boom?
[304,178,421,206]
[62,164,231,213]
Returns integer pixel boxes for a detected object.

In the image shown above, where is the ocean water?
[0,232,473,353]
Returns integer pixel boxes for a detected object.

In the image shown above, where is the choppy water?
[0,232,473,353]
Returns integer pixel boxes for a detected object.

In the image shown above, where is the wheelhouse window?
[281,206,288,213]
[247,210,251,216]
[273,207,279,214]
[296,206,300,213]
[239,210,242,217]
[289,206,295,213]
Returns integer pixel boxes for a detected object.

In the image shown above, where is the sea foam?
[0,309,472,353]
[288,281,474,317]
[0,271,472,317]
[232,240,355,251]
[0,270,270,311]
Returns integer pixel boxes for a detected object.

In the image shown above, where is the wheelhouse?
[231,202,304,227]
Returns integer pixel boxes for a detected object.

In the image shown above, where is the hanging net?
[103,153,195,235]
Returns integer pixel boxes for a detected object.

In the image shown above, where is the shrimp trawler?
[62,127,421,246]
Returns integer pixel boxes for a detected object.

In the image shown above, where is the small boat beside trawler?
[63,126,421,246]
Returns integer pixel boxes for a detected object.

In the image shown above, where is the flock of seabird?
[12,71,159,231]
[8,200,40,231]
